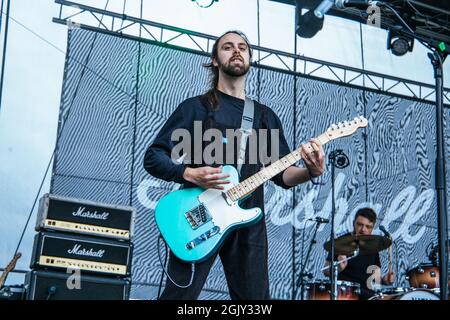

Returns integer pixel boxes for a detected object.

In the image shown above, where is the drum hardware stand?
[328,149,350,300]
[320,250,360,273]
[296,218,323,300]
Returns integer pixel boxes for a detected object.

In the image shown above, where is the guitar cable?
[156,236,167,299]
[157,234,195,291]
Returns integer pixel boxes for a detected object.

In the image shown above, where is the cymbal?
[324,234,392,256]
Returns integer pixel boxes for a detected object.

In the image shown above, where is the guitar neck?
[0,253,21,288]
[0,272,6,288]
[226,133,331,202]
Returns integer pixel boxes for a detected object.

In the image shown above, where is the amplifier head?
[31,231,133,277]
[36,193,136,241]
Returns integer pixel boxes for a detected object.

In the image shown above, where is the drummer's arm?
[323,255,348,277]
[382,272,395,285]
[378,254,395,285]
[323,260,331,277]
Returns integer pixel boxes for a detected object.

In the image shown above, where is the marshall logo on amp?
[36,194,135,240]
[67,244,105,258]
[72,207,109,220]
[31,232,132,276]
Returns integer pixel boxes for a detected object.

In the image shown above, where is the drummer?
[323,208,395,299]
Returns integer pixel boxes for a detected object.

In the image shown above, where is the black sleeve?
[375,253,381,268]
[143,102,189,184]
[265,107,293,189]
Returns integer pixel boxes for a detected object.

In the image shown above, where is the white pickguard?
[198,185,261,233]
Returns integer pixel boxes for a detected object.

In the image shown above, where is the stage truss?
[53,0,450,104]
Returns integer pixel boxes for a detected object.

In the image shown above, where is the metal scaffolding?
[53,0,450,104]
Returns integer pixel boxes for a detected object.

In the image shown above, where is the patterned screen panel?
[51,28,450,300]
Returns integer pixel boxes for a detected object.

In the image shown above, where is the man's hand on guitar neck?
[183,165,230,190]
[301,138,325,178]
[281,139,325,187]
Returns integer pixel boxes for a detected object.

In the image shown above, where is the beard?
[218,56,250,77]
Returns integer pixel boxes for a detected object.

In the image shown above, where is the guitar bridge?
[185,204,211,230]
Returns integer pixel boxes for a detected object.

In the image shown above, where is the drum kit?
[304,234,447,300]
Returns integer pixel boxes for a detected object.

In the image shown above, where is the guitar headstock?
[325,116,368,141]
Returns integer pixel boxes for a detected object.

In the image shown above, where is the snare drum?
[305,280,360,300]
[396,289,439,300]
[407,264,440,289]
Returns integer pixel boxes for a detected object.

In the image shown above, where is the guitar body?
[155,165,262,263]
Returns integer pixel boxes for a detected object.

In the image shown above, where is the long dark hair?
[202,30,253,111]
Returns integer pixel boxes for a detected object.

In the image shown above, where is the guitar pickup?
[185,204,211,230]
[186,226,220,250]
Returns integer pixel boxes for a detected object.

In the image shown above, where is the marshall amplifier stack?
[26,194,136,300]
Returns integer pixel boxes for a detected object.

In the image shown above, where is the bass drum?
[370,288,439,300]
[368,287,409,300]
[305,280,360,300]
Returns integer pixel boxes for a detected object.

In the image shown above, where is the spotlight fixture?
[192,0,218,9]
[387,30,414,56]
[296,9,324,39]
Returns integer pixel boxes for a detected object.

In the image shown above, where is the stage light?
[296,9,324,39]
[387,30,414,56]
[192,0,218,8]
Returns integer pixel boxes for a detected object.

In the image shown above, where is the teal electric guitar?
[155,116,368,262]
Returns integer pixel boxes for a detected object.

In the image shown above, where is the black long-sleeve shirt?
[144,90,293,212]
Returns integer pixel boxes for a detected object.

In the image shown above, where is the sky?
[0,0,449,286]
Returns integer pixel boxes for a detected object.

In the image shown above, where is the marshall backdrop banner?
[50,28,450,299]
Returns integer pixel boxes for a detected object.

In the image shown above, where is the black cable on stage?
[156,235,195,289]
[157,235,168,299]
[291,6,299,300]
[359,22,369,202]
[0,0,11,112]
[256,0,261,102]
[0,0,5,36]
[129,0,140,207]
[12,0,111,257]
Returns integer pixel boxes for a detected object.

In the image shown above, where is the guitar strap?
[237,97,254,175]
